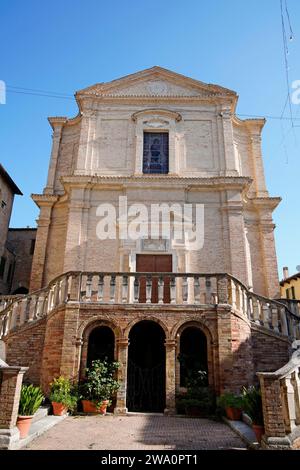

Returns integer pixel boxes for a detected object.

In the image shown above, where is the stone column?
[260,223,280,298]
[74,110,92,175]
[0,364,28,449]
[220,107,239,176]
[30,197,57,291]
[246,125,269,197]
[114,339,129,415]
[225,203,249,287]
[44,120,65,194]
[164,339,176,415]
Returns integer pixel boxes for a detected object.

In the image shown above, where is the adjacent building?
[0,164,36,295]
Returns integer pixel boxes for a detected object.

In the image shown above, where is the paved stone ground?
[24,414,247,450]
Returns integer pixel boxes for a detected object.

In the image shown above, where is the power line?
[6,89,74,100]
[7,85,72,97]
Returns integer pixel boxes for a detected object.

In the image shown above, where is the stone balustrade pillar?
[257,372,289,448]
[0,363,28,449]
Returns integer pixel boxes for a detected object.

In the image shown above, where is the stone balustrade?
[276,298,300,317]
[258,348,300,449]
[0,271,299,342]
[0,295,23,312]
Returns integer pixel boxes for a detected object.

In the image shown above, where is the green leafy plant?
[49,376,77,411]
[80,359,120,409]
[217,392,243,410]
[176,386,215,416]
[241,386,264,426]
[18,384,44,416]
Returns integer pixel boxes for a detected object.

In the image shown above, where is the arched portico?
[127,320,166,412]
[172,320,215,393]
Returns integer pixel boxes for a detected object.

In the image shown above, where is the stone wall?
[2,302,292,401]
[252,327,290,375]
[5,319,46,385]
[7,228,36,293]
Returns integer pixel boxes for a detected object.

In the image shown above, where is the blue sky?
[1,0,300,278]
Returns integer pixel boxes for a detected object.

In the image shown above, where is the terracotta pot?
[98,400,110,415]
[82,399,109,414]
[52,402,68,416]
[225,407,242,421]
[82,400,98,413]
[252,424,264,443]
[16,415,33,439]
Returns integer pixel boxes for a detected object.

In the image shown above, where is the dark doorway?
[179,327,208,387]
[12,286,28,294]
[127,320,166,412]
[136,254,172,303]
[87,326,115,367]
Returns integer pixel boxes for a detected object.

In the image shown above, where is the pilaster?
[164,339,176,415]
[114,338,129,414]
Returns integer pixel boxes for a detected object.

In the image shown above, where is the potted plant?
[217,392,243,420]
[17,384,44,438]
[80,359,120,414]
[49,376,77,416]
[242,386,264,443]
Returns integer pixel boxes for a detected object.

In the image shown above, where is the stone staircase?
[0,271,300,342]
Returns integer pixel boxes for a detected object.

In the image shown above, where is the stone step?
[12,414,67,449]
[32,405,51,423]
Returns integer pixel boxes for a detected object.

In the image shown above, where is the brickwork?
[7,228,36,293]
[0,366,27,429]
[5,320,46,385]
[2,302,291,406]
[252,328,290,374]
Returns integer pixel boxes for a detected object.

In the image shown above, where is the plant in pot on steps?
[217,392,243,420]
[242,385,264,444]
[17,384,44,439]
[49,376,77,416]
[80,359,120,414]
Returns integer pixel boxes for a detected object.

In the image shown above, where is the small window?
[30,239,35,255]
[291,286,296,300]
[143,132,169,174]
[6,262,14,284]
[0,256,6,279]
[286,288,290,299]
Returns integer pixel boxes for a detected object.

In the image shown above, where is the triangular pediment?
[76,66,236,100]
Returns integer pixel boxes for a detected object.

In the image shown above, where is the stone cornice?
[31,194,59,208]
[60,175,252,192]
[246,196,281,211]
[131,108,182,122]
[48,114,81,129]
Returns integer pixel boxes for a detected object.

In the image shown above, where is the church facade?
[1,67,298,415]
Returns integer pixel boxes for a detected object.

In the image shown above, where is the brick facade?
[3,303,291,411]
[1,68,288,417]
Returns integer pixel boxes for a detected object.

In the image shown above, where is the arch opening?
[87,326,115,367]
[127,320,165,412]
[179,326,208,387]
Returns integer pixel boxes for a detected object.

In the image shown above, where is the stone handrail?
[0,295,24,312]
[0,271,299,342]
[257,348,300,448]
[275,298,300,317]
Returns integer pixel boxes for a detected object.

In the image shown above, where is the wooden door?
[136,254,172,303]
